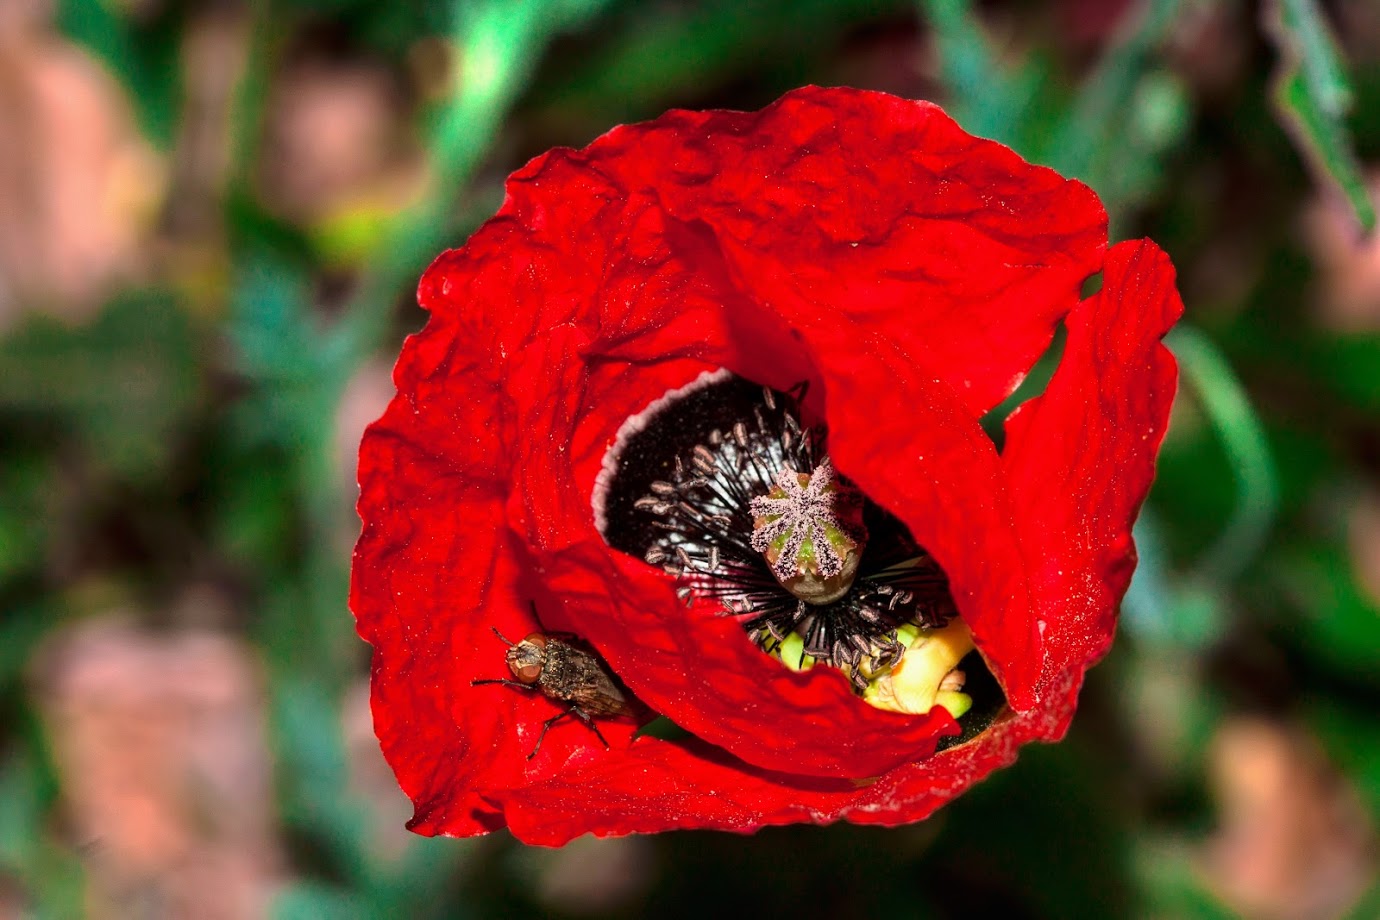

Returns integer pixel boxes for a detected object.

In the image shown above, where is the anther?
[601,372,968,712]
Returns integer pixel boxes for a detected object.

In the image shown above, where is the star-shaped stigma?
[749,457,867,585]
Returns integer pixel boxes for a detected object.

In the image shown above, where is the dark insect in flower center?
[596,371,960,694]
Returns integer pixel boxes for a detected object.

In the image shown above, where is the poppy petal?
[1002,239,1183,689]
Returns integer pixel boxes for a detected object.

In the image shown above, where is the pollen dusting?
[750,457,867,604]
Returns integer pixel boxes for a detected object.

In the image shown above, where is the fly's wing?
[542,639,629,717]
[566,656,629,717]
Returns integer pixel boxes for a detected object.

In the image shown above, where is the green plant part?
[776,631,817,672]
[864,618,975,719]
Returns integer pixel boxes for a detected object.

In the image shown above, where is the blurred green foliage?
[1,0,1379,917]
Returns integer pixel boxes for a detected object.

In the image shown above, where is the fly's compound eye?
[512,661,543,683]
[506,636,548,684]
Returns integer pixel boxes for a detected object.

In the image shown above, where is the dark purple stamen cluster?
[598,373,956,691]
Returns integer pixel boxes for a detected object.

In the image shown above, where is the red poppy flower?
[351,86,1182,846]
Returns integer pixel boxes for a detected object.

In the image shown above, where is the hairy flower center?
[595,370,984,717]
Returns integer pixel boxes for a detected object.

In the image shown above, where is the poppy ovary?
[749,455,868,605]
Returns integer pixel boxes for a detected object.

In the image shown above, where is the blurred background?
[1,0,1379,917]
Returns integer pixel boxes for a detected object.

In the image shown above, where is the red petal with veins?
[1002,239,1183,690]
[350,87,1178,842]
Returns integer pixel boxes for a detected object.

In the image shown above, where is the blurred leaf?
[56,0,181,145]
[0,604,53,688]
[1309,700,1380,819]
[271,679,373,883]
[1278,544,1380,684]
[0,746,85,920]
[369,839,474,920]
[229,258,340,455]
[937,737,1135,919]
[1307,334,1380,413]
[211,446,301,575]
[1122,509,1228,651]
[0,295,199,481]
[1045,0,1189,216]
[632,715,695,742]
[273,882,365,920]
[1091,70,1192,219]
[918,0,1042,147]
[0,751,42,872]
[1345,885,1380,920]
[1047,0,1184,171]
[1265,0,1376,234]
[539,0,911,125]
[1224,282,1380,414]
[1122,509,1175,642]
[1135,838,1241,920]
[922,0,1190,215]
[0,451,55,585]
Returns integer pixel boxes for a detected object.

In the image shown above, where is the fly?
[472,625,631,759]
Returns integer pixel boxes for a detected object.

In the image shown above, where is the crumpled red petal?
[350,86,1179,843]
[461,670,1084,846]
[594,87,1108,416]
[1002,239,1183,691]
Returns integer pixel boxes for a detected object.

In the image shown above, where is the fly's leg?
[471,678,537,691]
[528,709,575,759]
[570,705,611,749]
[527,706,612,759]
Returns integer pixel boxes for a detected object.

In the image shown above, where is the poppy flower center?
[594,370,977,715]
[749,456,867,604]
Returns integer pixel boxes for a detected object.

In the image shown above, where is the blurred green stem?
[1168,325,1279,585]
[1046,0,1183,177]
[336,0,611,365]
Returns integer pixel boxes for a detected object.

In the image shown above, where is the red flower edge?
[351,86,1182,844]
